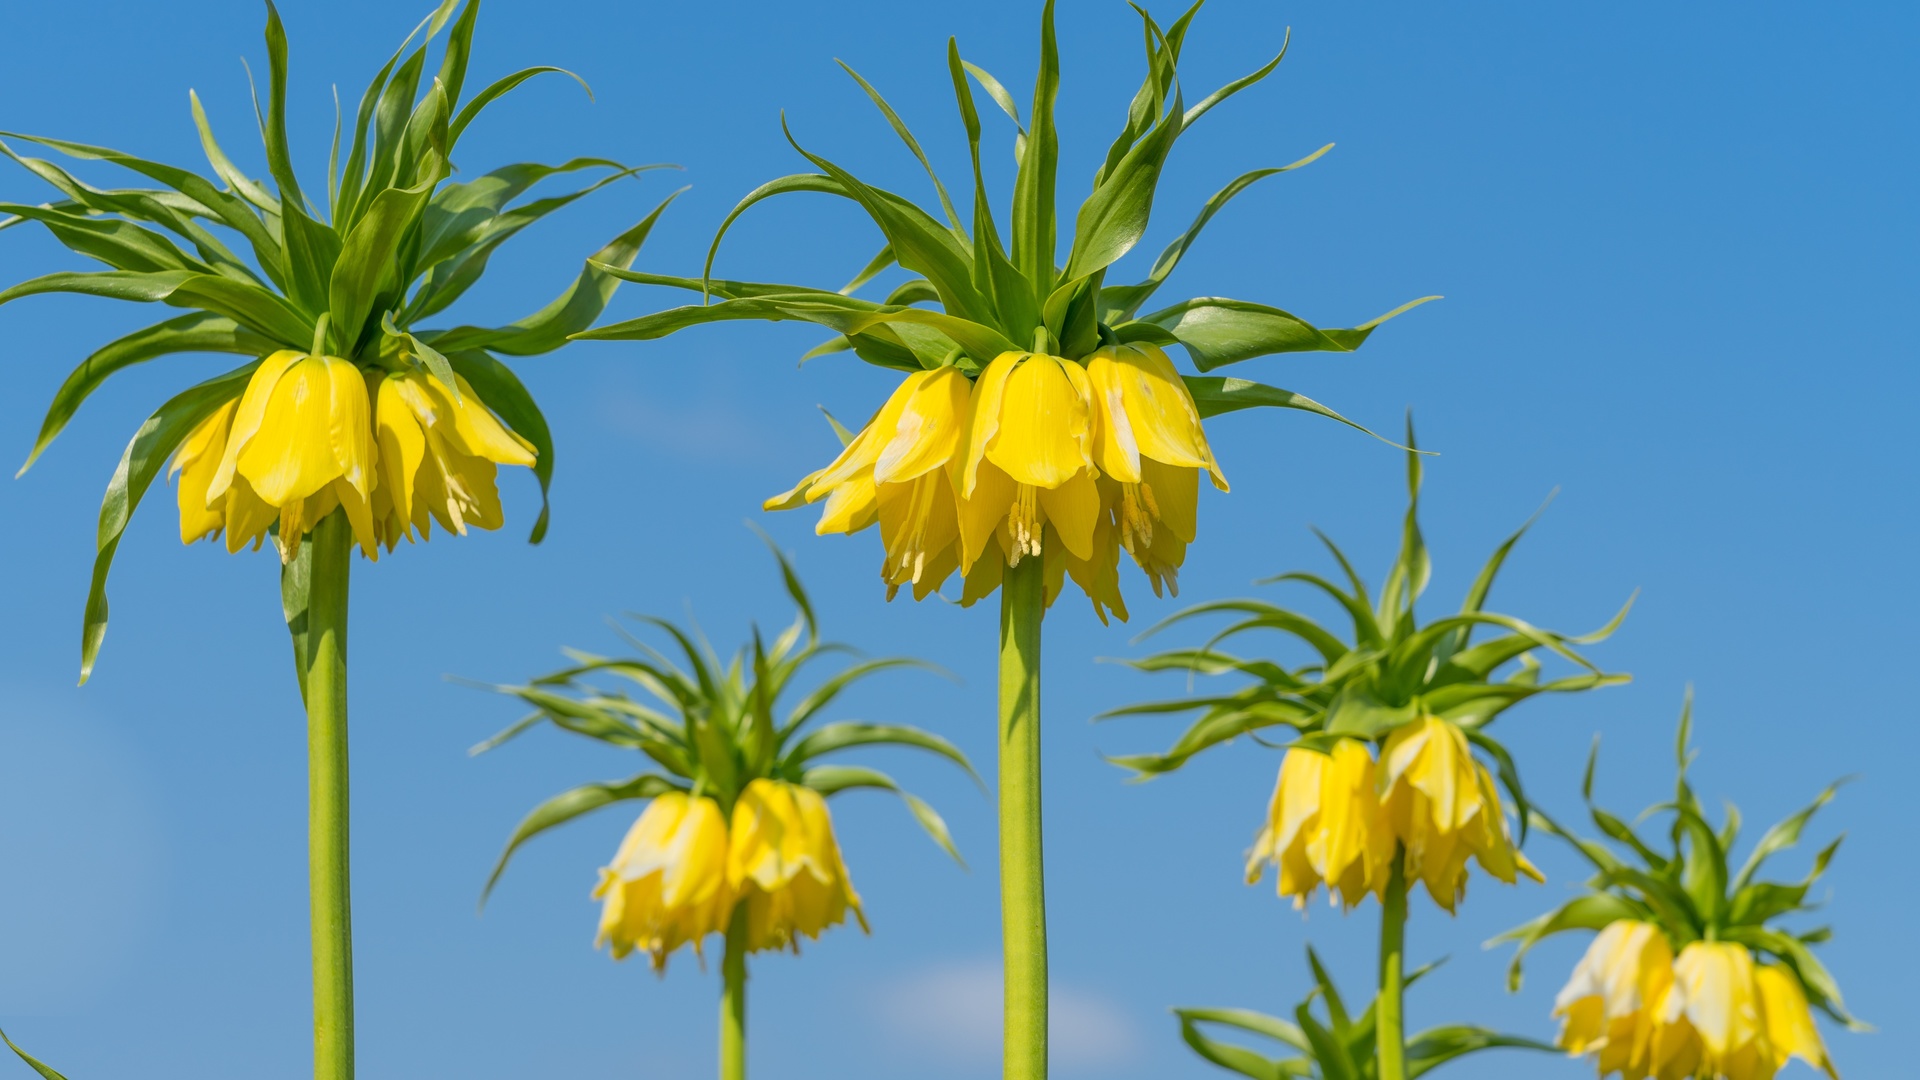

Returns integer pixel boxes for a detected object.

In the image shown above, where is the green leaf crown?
[474,541,976,903]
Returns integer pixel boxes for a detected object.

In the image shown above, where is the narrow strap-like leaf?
[81,361,259,682]
[0,1024,69,1080]
[480,773,684,905]
[799,764,965,867]
[20,312,272,477]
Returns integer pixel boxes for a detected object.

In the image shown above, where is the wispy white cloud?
[873,959,1141,1072]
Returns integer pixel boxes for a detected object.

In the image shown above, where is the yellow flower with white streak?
[1379,715,1541,911]
[1554,920,1676,1077]
[728,779,868,953]
[370,368,538,549]
[1246,739,1395,909]
[593,791,735,972]
[179,350,379,560]
[767,366,971,601]
[1658,943,1839,1080]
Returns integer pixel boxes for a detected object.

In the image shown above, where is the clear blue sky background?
[0,2,1913,1077]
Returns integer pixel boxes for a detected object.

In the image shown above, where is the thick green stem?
[306,511,354,1080]
[998,557,1047,1080]
[720,908,748,1080]
[1377,850,1408,1080]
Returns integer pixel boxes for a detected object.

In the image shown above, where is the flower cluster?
[479,548,969,975]
[1554,923,1835,1080]
[594,781,866,971]
[1115,437,1624,915]
[1246,718,1539,912]
[1498,698,1862,1080]
[769,343,1224,622]
[172,351,536,560]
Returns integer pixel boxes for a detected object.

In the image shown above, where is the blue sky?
[0,1,1914,1077]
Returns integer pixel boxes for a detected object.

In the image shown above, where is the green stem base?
[999,558,1047,1080]
[721,908,748,1080]
[1377,851,1408,1080]
[306,511,354,1080]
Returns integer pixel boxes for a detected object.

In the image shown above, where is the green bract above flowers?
[475,542,973,971]
[0,0,675,678]
[1495,695,1864,1080]
[1106,432,1633,909]
[575,0,1432,616]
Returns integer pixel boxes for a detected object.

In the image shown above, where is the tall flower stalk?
[474,543,972,1080]
[1107,434,1631,1080]
[576,5,1428,1073]
[1,3,668,1074]
[1494,695,1866,1080]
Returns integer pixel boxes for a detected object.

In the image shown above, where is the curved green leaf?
[799,764,964,867]
[20,313,273,477]
[481,772,684,906]
[786,722,980,786]
[0,1023,68,1080]
[1127,294,1439,371]
[81,361,259,683]
[428,188,681,356]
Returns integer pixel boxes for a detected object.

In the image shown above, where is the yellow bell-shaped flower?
[370,368,538,549]
[1554,920,1676,1077]
[1656,942,1769,1080]
[1754,963,1838,1079]
[1379,715,1541,911]
[1246,739,1396,909]
[1085,343,1228,598]
[766,366,971,601]
[958,351,1102,571]
[592,791,735,972]
[727,779,867,953]
[178,350,380,560]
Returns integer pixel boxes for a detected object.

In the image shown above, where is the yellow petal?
[1036,468,1100,561]
[374,375,426,539]
[982,353,1093,489]
[1756,964,1835,1078]
[207,349,305,503]
[1140,457,1199,544]
[956,456,1017,571]
[873,365,970,484]
[815,471,879,534]
[960,351,1022,496]
[236,355,353,505]
[433,373,536,467]
[1672,942,1763,1060]
[1087,343,1226,489]
[173,399,238,544]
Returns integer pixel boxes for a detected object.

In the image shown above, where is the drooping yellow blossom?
[1554,920,1676,1077]
[728,779,867,953]
[370,368,537,549]
[1379,715,1541,911]
[593,791,735,971]
[171,353,538,561]
[766,366,972,601]
[1554,931,1839,1080]
[193,350,379,559]
[765,348,1227,623]
[1246,740,1395,909]
[1754,963,1838,1079]
[958,350,1101,571]
[1085,344,1228,597]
